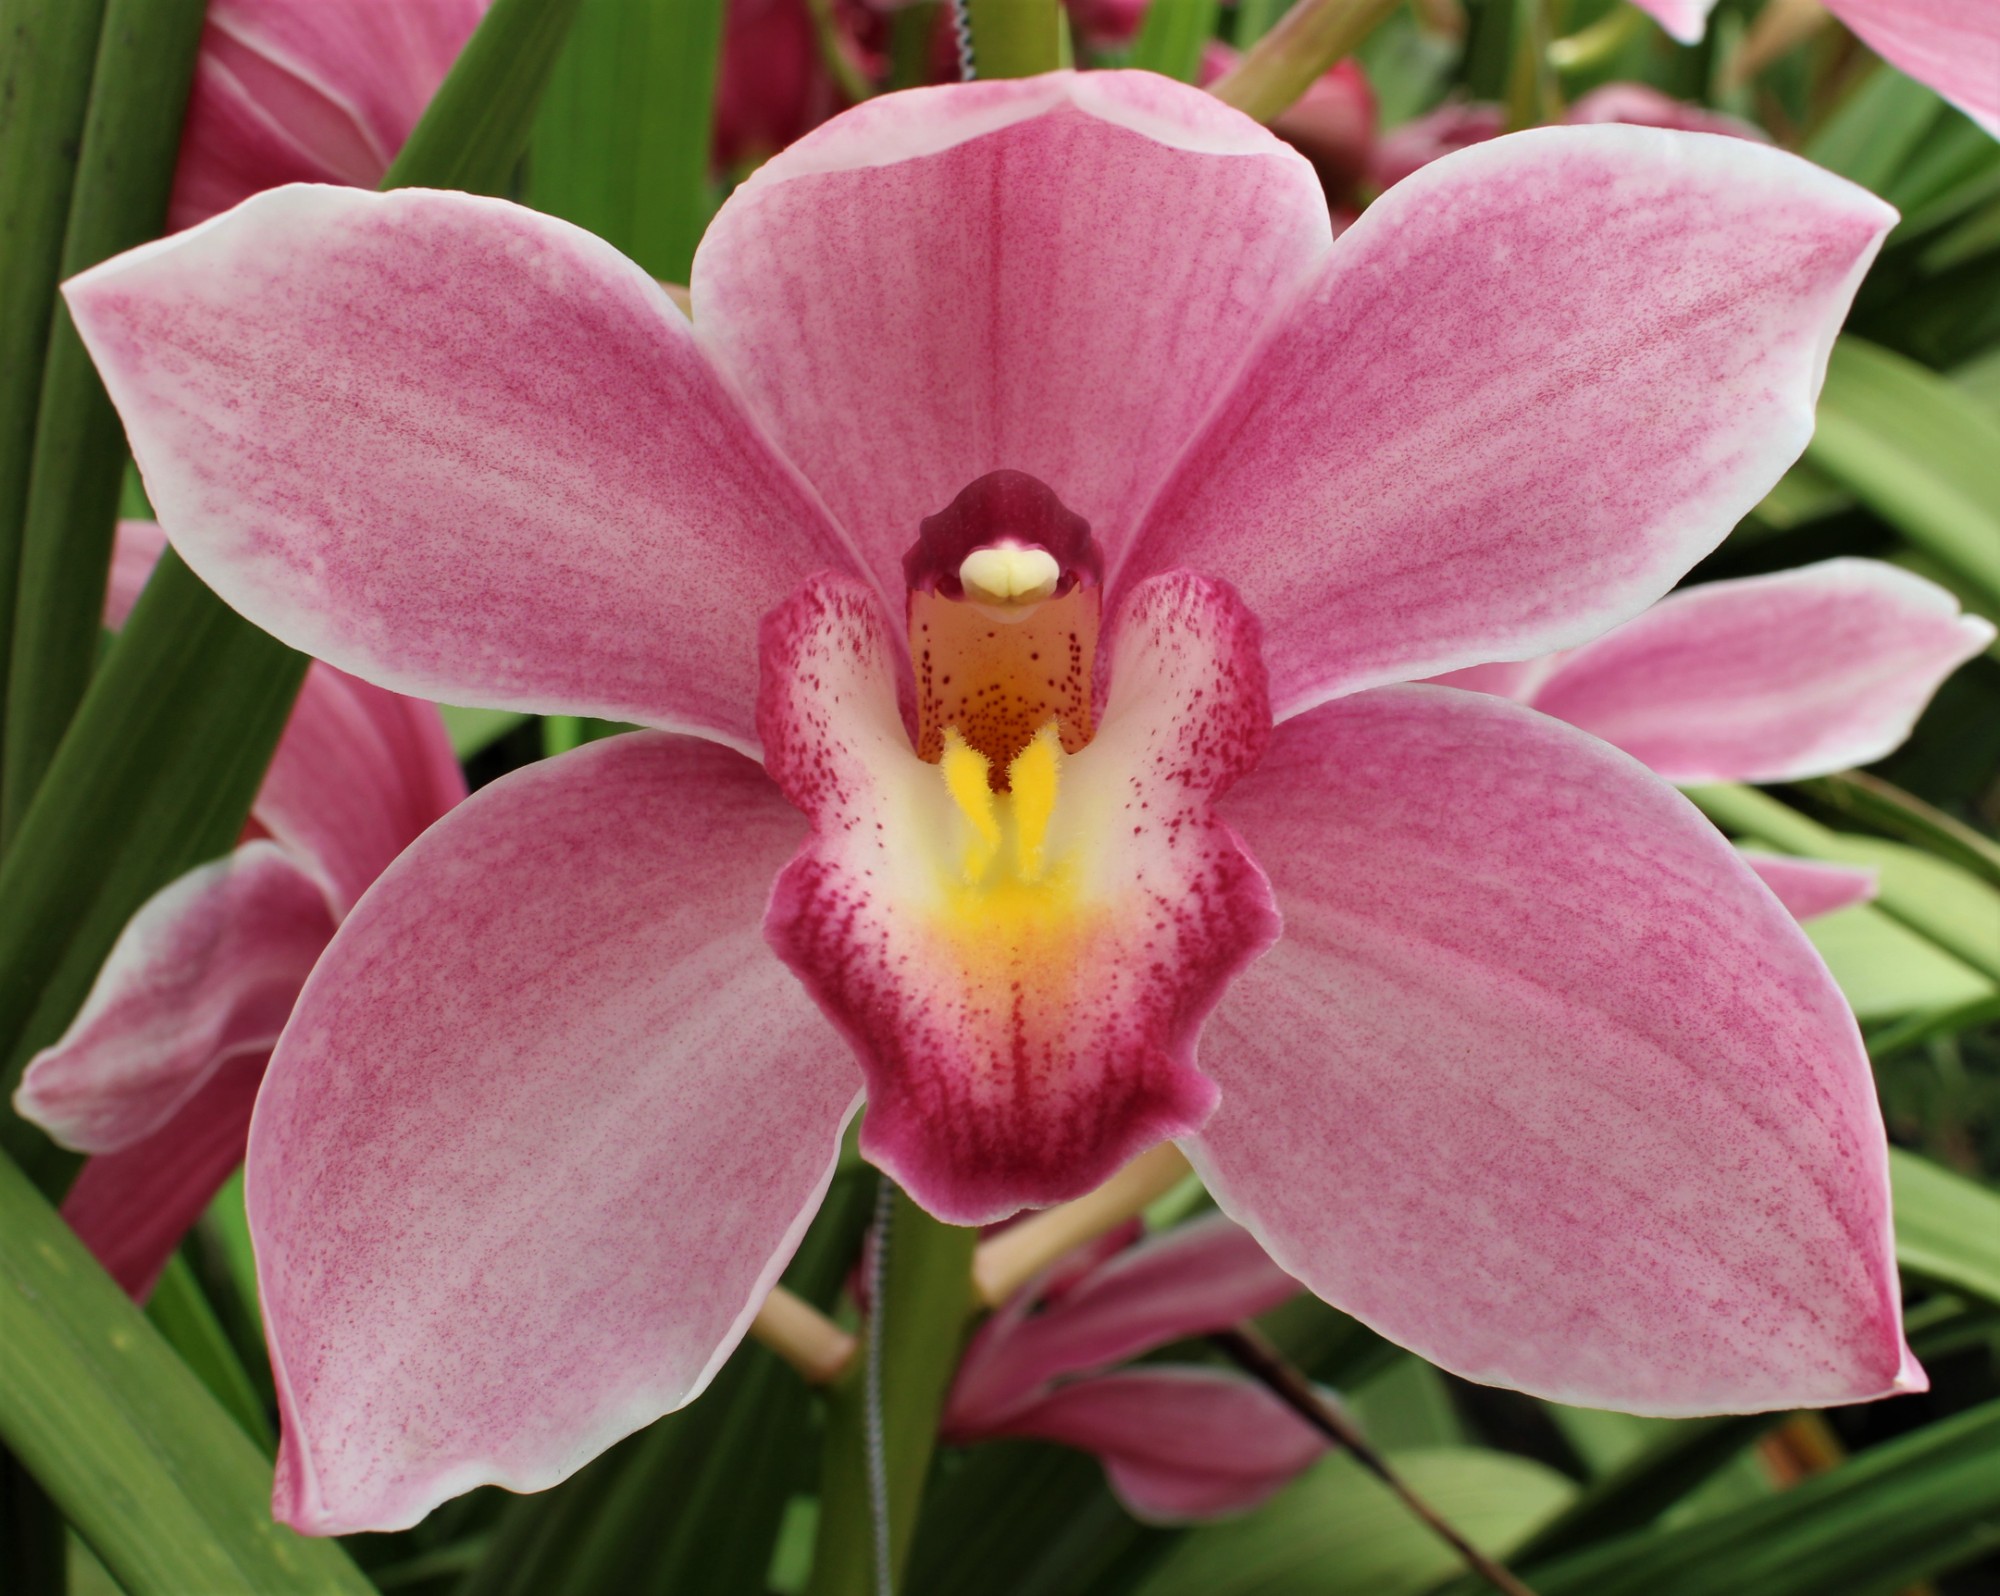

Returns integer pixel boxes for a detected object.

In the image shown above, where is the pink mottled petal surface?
[61,1054,267,1300]
[949,1214,1301,1430]
[253,664,466,916]
[171,0,487,231]
[695,71,1330,596]
[66,185,859,751]
[13,841,332,1154]
[1525,561,1992,784]
[1124,127,1895,719]
[989,1368,1326,1522]
[1830,0,2000,137]
[1745,852,1880,922]
[250,733,860,1534]
[761,573,1278,1225]
[1195,685,1918,1414]
[1565,83,1768,140]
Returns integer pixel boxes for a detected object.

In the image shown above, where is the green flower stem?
[0,0,209,844]
[1685,781,2000,986]
[0,1147,374,1595]
[807,1187,977,1596]
[964,0,1066,79]
[1207,0,1400,124]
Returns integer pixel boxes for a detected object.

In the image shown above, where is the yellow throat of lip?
[940,720,1065,888]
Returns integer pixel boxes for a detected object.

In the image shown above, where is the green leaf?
[1522,1396,2000,1596]
[0,0,590,1189]
[808,1186,977,1596]
[1131,0,1220,82]
[1807,336,2000,616]
[0,1147,375,1595]
[1804,902,1990,1021]
[964,0,1067,78]
[1137,1447,1574,1596]
[1889,1146,2000,1310]
[1802,67,1942,194]
[144,1252,274,1455]
[526,0,725,283]
[438,704,528,759]
[0,0,109,774]
[1,0,208,841]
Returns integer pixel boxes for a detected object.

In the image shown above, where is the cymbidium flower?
[12,522,464,1298]
[1433,558,1992,918]
[67,72,1916,1534]
[943,1214,1321,1521]
[1629,0,1997,136]
[169,0,489,233]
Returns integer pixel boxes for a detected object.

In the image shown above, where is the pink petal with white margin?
[64,185,862,753]
[987,1367,1326,1522]
[694,71,1331,598]
[948,1214,1301,1431]
[1122,126,1897,719]
[249,733,861,1533]
[760,571,1278,1226]
[1744,852,1879,922]
[60,1054,267,1300]
[1829,0,2000,138]
[1627,0,1714,47]
[13,841,333,1154]
[1195,684,1921,1414]
[1524,560,1993,784]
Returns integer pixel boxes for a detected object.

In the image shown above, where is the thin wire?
[864,1174,897,1596]
[950,0,976,79]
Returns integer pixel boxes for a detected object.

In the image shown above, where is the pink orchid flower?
[1631,0,1998,137]
[11,521,465,1299]
[169,0,489,234]
[1372,83,1761,192]
[66,73,1917,1534]
[944,1214,1324,1521]
[1434,557,1993,920]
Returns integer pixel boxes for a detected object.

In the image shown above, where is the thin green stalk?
[807,1184,976,1596]
[0,0,109,796]
[1790,771,2000,892]
[1,0,209,843]
[1206,0,1399,124]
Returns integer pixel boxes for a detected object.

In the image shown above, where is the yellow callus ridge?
[940,720,1066,888]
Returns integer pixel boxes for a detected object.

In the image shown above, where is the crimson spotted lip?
[61,69,1922,1536]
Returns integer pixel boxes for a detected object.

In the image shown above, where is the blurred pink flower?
[714,0,888,172]
[1372,82,1761,191]
[12,522,465,1299]
[168,0,488,233]
[68,74,1916,1534]
[1632,0,1997,136]
[944,1215,1323,1521]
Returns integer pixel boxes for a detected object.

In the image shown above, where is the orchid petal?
[986,1367,1326,1522]
[13,841,332,1154]
[1194,685,1919,1414]
[253,664,467,916]
[693,70,1331,597]
[948,1214,1301,1430]
[64,185,859,752]
[1523,561,1992,784]
[171,0,488,229]
[1627,0,1716,47]
[104,519,168,629]
[1122,126,1896,719]
[1826,0,2000,138]
[761,571,1278,1225]
[60,1054,267,1300]
[1745,852,1880,922]
[248,733,860,1533]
